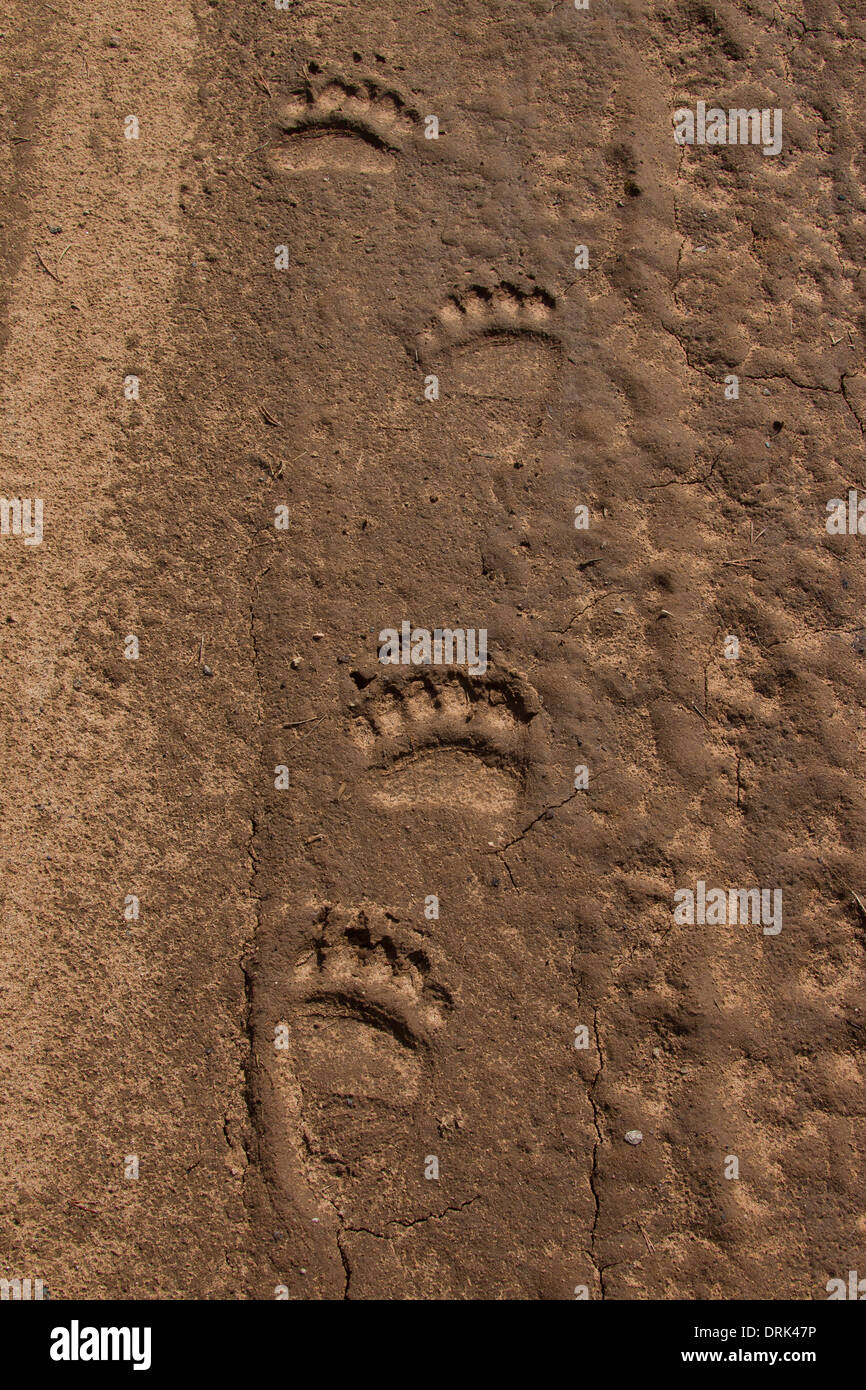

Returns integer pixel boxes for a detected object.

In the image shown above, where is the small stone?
[652,1047,661,1058]
[624,1129,643,1146]
[312,632,324,641]
[290,655,302,668]
[48,223,62,234]
[203,664,213,676]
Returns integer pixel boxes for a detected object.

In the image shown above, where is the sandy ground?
[1,0,865,1300]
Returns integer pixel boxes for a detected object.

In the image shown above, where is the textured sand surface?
[1,0,864,1299]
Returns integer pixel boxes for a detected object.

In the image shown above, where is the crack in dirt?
[334,1229,353,1299]
[500,789,581,853]
[494,788,582,888]
[344,1195,480,1241]
[773,3,862,40]
[236,546,269,1219]
[743,370,845,396]
[284,1074,477,1296]
[645,446,725,492]
[325,1186,479,1297]
[556,590,629,635]
[568,945,608,1297]
[239,538,278,1262]
[841,372,866,438]
[588,1006,605,1298]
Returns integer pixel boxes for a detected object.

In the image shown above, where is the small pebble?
[625,1129,643,1146]
[290,655,302,668]
[48,223,62,234]
[652,1047,662,1058]
[203,664,213,676]
[312,632,324,641]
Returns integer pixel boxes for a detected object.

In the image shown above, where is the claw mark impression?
[349,667,543,812]
[416,281,558,363]
[270,78,420,173]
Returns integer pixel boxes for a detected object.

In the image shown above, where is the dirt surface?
[1,0,865,1300]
